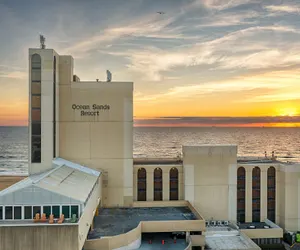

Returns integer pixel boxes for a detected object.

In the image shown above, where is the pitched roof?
[0,158,101,204]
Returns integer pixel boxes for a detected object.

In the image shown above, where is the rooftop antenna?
[106,70,112,82]
[40,34,46,49]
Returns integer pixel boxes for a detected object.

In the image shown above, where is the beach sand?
[0,176,27,191]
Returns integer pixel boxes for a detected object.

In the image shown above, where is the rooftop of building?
[0,158,100,205]
[88,206,197,239]
[205,234,260,250]
[205,222,260,250]
[133,156,279,165]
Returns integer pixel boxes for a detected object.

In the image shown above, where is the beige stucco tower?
[28,46,133,207]
[28,48,60,175]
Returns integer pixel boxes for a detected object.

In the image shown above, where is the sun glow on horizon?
[276,107,299,117]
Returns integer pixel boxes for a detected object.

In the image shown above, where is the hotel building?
[0,44,300,250]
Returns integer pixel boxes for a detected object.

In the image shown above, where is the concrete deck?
[88,207,197,239]
[205,224,260,250]
[206,235,260,250]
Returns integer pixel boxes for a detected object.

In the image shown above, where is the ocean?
[0,126,300,175]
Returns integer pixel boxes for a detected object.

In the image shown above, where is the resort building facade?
[0,44,300,250]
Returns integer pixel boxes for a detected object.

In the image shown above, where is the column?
[276,168,280,225]
[184,164,195,205]
[147,169,154,201]
[163,169,170,201]
[245,167,252,222]
[179,169,184,200]
[228,164,237,222]
[186,231,190,243]
[133,170,137,201]
[261,168,268,222]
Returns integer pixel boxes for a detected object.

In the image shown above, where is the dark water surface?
[0,126,299,175]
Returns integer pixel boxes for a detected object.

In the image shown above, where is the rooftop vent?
[40,35,46,49]
[106,70,112,82]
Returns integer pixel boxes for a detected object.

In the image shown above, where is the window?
[71,206,79,218]
[137,168,147,201]
[62,206,70,218]
[170,167,179,200]
[237,167,246,223]
[13,206,21,219]
[5,206,13,219]
[31,70,41,81]
[31,136,41,163]
[267,167,276,222]
[31,82,41,94]
[31,53,41,163]
[31,96,41,108]
[0,206,3,220]
[24,206,32,219]
[252,167,261,222]
[33,206,41,218]
[154,168,163,201]
[31,123,41,135]
[31,54,41,69]
[43,206,51,217]
[31,110,41,121]
[52,206,60,218]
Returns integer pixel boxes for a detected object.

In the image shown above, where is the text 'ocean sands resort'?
[1,39,300,250]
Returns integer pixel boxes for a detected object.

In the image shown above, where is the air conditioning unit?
[211,221,216,226]
[217,221,222,226]
[205,221,209,227]
[224,221,229,226]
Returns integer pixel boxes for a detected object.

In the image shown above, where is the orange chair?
[40,213,47,222]
[34,213,40,223]
[49,214,54,224]
[58,214,64,224]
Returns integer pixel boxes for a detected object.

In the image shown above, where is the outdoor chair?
[70,214,77,223]
[49,214,54,224]
[34,213,40,222]
[58,214,65,224]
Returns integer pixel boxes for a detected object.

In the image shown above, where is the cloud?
[61,8,195,57]
[134,69,295,103]
[240,92,300,103]
[0,71,27,79]
[134,69,300,104]
[200,0,257,10]
[265,5,300,14]
[194,11,258,27]
[119,25,300,81]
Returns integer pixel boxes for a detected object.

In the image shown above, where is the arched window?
[237,167,246,222]
[154,168,163,201]
[170,167,178,200]
[31,54,42,163]
[137,168,146,201]
[267,167,276,222]
[252,167,261,222]
[53,56,56,158]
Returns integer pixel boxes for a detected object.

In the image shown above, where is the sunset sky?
[0,0,300,126]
